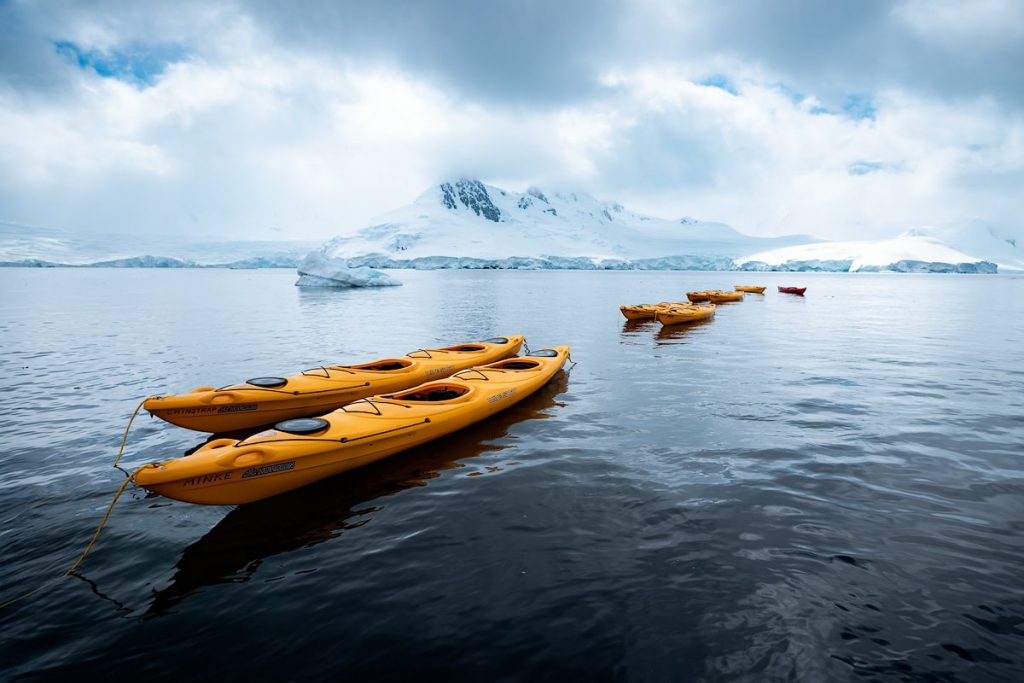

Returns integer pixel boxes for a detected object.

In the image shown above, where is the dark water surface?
[1,269,1022,681]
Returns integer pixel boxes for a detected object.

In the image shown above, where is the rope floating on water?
[0,465,149,610]
[1,398,154,610]
[112,396,153,474]
[65,465,151,576]
[0,574,63,610]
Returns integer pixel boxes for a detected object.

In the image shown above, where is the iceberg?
[294,251,402,288]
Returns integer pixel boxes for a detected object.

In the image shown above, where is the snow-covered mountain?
[316,179,812,270]
[313,179,1008,273]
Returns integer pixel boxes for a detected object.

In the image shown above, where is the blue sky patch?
[848,160,900,175]
[843,94,877,120]
[54,40,186,87]
[698,75,738,95]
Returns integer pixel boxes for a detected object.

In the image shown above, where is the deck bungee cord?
[209,379,374,396]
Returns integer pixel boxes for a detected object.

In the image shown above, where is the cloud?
[576,66,1024,239]
[0,16,616,239]
[242,0,630,105]
[0,0,1021,244]
[653,0,1024,111]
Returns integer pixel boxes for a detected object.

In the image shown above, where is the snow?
[0,222,318,267]
[309,178,1005,273]
[314,178,811,267]
[294,251,402,288]
[4,177,1014,274]
[737,234,999,273]
[903,223,1023,271]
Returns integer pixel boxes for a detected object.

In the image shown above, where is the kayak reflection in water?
[144,370,570,618]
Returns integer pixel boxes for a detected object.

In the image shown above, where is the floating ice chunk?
[294,251,402,288]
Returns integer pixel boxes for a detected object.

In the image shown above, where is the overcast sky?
[1,0,1022,242]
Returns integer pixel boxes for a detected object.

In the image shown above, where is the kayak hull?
[707,290,744,303]
[135,347,569,504]
[686,291,711,303]
[620,305,660,320]
[656,305,716,326]
[144,336,523,432]
[734,286,766,294]
[778,287,807,295]
[620,302,691,320]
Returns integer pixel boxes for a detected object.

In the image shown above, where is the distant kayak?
[734,285,766,294]
[707,290,744,303]
[619,302,688,320]
[619,304,662,320]
[655,304,716,326]
[144,336,524,432]
[686,291,711,303]
[778,287,807,295]
[135,346,570,505]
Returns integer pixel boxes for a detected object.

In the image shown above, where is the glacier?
[0,222,318,268]
[737,232,1005,273]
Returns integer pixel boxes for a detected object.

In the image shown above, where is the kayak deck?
[135,346,570,505]
[144,336,524,432]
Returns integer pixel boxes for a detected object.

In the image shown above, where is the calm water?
[1,268,1022,681]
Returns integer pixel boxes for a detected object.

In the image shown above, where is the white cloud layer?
[0,0,1021,242]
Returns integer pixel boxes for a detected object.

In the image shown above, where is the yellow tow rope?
[64,464,152,576]
[112,397,151,471]
[1,398,155,610]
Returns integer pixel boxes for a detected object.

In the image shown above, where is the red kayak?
[778,286,806,295]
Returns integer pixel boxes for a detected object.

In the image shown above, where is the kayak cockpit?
[336,359,413,372]
[387,384,471,402]
[488,359,540,370]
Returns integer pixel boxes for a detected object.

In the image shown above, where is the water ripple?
[1,269,1023,680]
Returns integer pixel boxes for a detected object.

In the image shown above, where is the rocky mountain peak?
[438,178,502,222]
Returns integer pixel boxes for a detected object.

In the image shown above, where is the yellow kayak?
[734,285,766,294]
[620,302,689,320]
[144,336,524,433]
[135,346,570,505]
[655,304,716,325]
[707,290,744,303]
[686,291,711,303]
[620,304,661,320]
